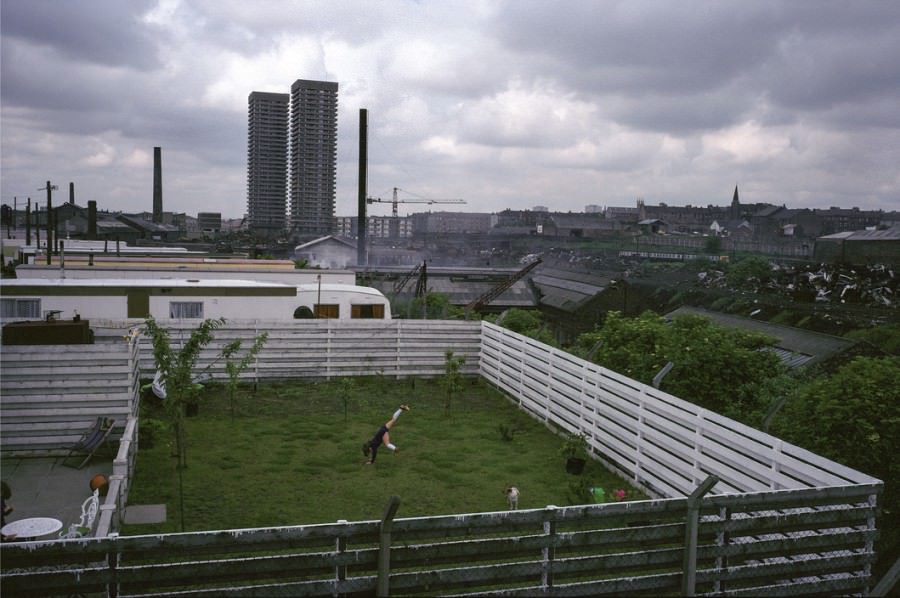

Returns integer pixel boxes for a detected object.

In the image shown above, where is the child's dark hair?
[1,481,10,501]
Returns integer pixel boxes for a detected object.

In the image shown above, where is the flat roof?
[297,283,385,297]
[18,257,302,270]
[1,278,294,290]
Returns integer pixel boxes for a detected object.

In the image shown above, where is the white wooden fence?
[478,321,878,497]
[0,340,140,454]
[0,320,481,452]
[135,319,483,382]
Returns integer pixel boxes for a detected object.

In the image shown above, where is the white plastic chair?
[59,489,100,539]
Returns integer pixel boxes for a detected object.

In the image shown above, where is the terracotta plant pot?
[89,473,109,496]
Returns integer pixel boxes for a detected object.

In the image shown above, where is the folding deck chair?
[62,417,116,469]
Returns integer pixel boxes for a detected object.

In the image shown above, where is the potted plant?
[559,432,588,475]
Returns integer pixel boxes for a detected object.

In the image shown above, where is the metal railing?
[0,481,879,596]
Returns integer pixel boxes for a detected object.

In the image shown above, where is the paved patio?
[1,455,113,538]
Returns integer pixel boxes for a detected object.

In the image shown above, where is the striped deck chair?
[62,417,116,469]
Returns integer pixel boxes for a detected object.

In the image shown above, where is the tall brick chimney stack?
[153,146,163,223]
[88,201,97,239]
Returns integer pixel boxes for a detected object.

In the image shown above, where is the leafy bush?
[559,432,588,459]
[139,418,168,449]
[574,311,787,424]
[845,324,900,355]
[709,297,732,311]
[725,256,773,289]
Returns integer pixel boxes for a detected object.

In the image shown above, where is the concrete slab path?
[1,456,113,537]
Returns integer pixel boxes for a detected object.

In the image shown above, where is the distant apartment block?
[247,91,289,236]
[290,79,338,236]
[336,216,413,239]
[197,212,222,233]
[410,212,494,235]
[604,206,639,221]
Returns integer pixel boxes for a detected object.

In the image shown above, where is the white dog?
[504,486,519,510]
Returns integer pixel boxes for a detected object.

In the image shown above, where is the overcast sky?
[2,1,899,221]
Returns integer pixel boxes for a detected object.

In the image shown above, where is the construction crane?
[465,258,543,317]
[366,187,465,217]
[392,261,428,299]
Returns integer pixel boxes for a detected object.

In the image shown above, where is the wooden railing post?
[714,505,731,594]
[106,533,120,598]
[541,505,558,590]
[335,519,348,596]
[377,496,401,598]
[682,475,719,597]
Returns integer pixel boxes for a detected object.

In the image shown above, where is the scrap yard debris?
[697,262,897,308]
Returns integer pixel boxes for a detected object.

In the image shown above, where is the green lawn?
[124,376,644,535]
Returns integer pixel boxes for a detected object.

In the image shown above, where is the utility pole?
[7,197,14,239]
[357,109,368,267]
[34,204,41,252]
[39,181,58,265]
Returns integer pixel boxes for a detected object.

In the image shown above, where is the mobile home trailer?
[15,257,356,286]
[0,279,391,324]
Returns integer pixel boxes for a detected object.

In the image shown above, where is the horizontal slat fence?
[478,322,878,498]
[135,319,483,382]
[0,484,879,597]
[0,340,140,453]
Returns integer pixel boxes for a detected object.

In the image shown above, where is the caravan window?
[169,301,204,319]
[314,304,339,318]
[1,298,41,319]
[351,304,385,319]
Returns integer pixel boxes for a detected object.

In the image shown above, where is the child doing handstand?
[363,405,409,464]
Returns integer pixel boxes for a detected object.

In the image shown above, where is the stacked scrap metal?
[695,262,897,308]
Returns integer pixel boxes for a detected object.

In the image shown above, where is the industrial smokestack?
[88,200,97,239]
[25,198,31,246]
[357,109,368,267]
[69,182,75,204]
[45,180,53,265]
[153,146,162,223]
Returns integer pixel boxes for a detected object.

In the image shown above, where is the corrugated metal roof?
[766,346,815,369]
[846,227,900,241]
[532,274,606,296]
[531,267,611,313]
[819,226,900,241]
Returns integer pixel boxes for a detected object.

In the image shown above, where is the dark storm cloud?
[761,26,900,118]
[490,1,900,133]
[1,0,898,217]
[491,2,780,94]
[0,0,162,70]
[0,0,168,132]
